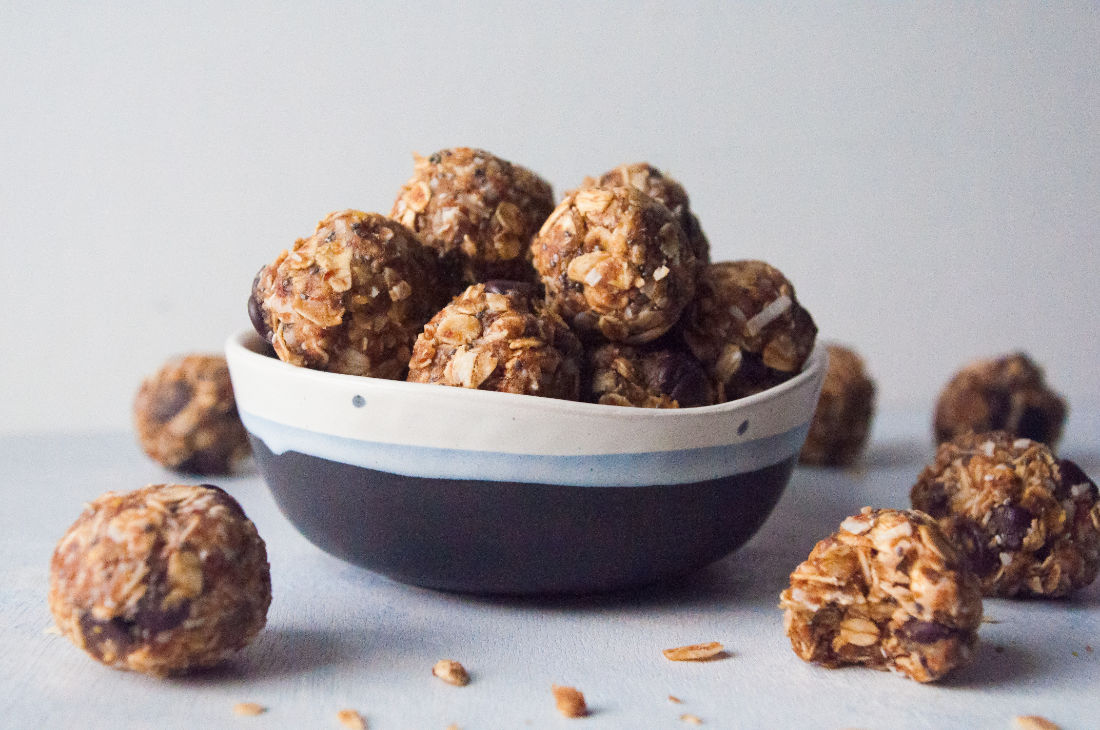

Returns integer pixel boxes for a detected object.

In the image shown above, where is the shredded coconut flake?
[744,295,791,336]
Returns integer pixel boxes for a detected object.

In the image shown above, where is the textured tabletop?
[3,410,1098,730]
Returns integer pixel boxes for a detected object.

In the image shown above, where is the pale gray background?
[2,2,1097,435]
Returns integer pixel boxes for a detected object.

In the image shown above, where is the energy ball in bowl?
[49,483,271,676]
[933,352,1067,447]
[532,186,697,344]
[587,342,713,408]
[250,209,445,379]
[680,260,817,402]
[407,280,583,399]
[910,431,1100,597]
[391,147,555,286]
[799,343,876,466]
[134,354,250,475]
[780,508,982,683]
[580,162,710,266]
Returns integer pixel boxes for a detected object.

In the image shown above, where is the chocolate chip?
[990,504,1033,552]
[900,619,957,644]
[951,519,997,576]
[1014,406,1052,442]
[248,267,273,343]
[918,481,951,517]
[642,351,710,408]
[79,614,136,659]
[150,380,193,423]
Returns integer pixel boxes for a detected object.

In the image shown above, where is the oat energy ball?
[134,354,250,475]
[532,186,697,344]
[934,352,1067,447]
[407,280,583,399]
[581,162,710,266]
[780,508,982,683]
[588,342,713,408]
[680,260,817,402]
[799,344,876,466]
[392,148,555,286]
[911,432,1100,597]
[49,484,271,676]
[251,210,445,378]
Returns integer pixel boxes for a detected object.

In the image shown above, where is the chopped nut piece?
[233,702,266,717]
[662,642,725,661]
[680,714,703,726]
[551,684,588,718]
[1013,717,1061,730]
[432,659,470,686]
[336,708,367,730]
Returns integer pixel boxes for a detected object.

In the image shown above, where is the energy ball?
[780,508,982,683]
[251,209,445,378]
[799,343,876,466]
[407,280,583,399]
[133,354,250,475]
[532,186,697,344]
[587,342,713,408]
[679,260,817,402]
[580,162,710,266]
[933,352,1067,447]
[911,432,1100,597]
[49,483,271,676]
[391,147,554,286]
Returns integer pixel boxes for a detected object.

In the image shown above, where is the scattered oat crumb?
[551,684,588,718]
[1087,645,1094,653]
[1072,651,1079,657]
[981,616,1001,624]
[444,725,460,730]
[668,695,683,704]
[43,625,62,636]
[680,713,703,725]
[337,708,367,730]
[1014,716,1060,730]
[433,659,470,686]
[663,641,725,661]
[233,702,266,717]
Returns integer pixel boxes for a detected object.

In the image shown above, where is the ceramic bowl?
[226,329,826,595]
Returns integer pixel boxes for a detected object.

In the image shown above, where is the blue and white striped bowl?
[226,329,826,595]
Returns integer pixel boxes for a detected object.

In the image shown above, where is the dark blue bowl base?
[251,438,793,595]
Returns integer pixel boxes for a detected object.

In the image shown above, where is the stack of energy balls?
[249,149,819,410]
[781,352,1099,684]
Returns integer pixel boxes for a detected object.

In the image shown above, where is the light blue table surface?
[3,409,1098,729]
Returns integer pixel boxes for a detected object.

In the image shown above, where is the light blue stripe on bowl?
[243,412,809,487]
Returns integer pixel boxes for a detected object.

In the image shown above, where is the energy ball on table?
[133,354,250,475]
[407,280,583,399]
[250,210,445,378]
[679,260,817,402]
[580,162,710,266]
[911,432,1100,597]
[587,342,713,408]
[779,508,982,683]
[49,483,271,676]
[391,147,555,286]
[933,352,1067,447]
[799,343,876,466]
[532,186,697,344]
